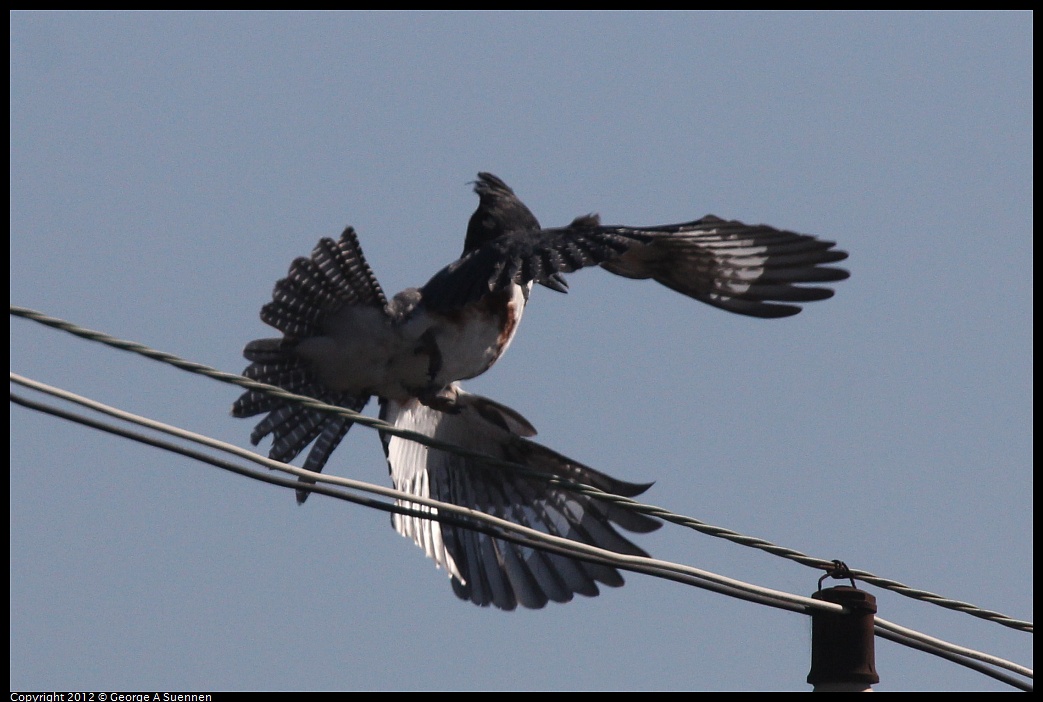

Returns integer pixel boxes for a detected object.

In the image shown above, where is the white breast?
[294,282,530,400]
[425,282,529,385]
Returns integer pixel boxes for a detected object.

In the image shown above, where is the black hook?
[818,559,857,590]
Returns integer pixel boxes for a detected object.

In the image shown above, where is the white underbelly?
[426,282,528,385]
[294,283,529,400]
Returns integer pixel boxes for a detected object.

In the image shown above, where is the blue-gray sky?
[10,11,1032,691]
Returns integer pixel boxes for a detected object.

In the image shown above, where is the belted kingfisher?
[232,172,849,608]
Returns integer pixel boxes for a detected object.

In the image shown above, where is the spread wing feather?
[379,386,659,610]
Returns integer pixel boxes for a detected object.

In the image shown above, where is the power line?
[8,373,830,615]
[9,375,1033,690]
[9,304,1033,635]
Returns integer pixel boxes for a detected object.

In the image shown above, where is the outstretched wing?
[420,214,652,313]
[379,385,660,610]
[427,173,847,317]
[232,227,386,502]
[599,215,850,318]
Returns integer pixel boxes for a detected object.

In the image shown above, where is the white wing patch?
[383,398,465,583]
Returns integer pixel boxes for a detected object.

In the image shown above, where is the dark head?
[464,172,541,254]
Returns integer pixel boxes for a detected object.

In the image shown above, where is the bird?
[232,172,849,608]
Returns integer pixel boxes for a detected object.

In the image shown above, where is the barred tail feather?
[233,226,389,501]
[232,337,369,503]
[259,227,388,339]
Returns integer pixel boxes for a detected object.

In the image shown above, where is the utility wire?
[873,615,1032,680]
[9,305,1034,635]
[9,377,829,616]
[874,627,1032,692]
[9,376,1033,690]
